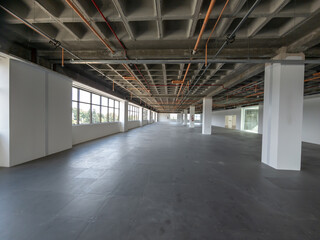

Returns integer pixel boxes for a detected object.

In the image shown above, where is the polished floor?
[1,123,320,240]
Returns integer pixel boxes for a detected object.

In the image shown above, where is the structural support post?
[189,105,195,128]
[147,109,151,124]
[120,100,128,132]
[139,107,143,127]
[202,97,212,134]
[262,53,305,170]
[177,112,182,124]
[183,110,188,126]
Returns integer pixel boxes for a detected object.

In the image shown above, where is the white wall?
[47,72,72,154]
[302,96,320,145]
[0,57,72,167]
[72,122,121,145]
[212,108,241,130]
[10,60,47,166]
[0,57,10,167]
[159,113,176,122]
[128,121,140,130]
[142,120,149,126]
[212,96,320,145]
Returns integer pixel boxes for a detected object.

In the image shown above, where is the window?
[241,106,259,133]
[195,114,201,121]
[72,87,120,125]
[170,114,177,120]
[143,109,148,120]
[128,104,139,121]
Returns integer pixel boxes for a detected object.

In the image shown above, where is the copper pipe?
[193,0,216,54]
[176,0,217,99]
[65,0,114,54]
[61,48,64,67]
[304,75,320,82]
[205,0,229,66]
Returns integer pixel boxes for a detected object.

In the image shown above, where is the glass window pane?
[72,88,78,101]
[115,108,119,122]
[101,106,108,122]
[79,90,91,103]
[244,108,259,132]
[115,101,119,109]
[109,108,114,122]
[92,105,101,123]
[92,94,100,105]
[79,103,91,124]
[109,99,114,107]
[102,97,108,106]
[72,101,78,125]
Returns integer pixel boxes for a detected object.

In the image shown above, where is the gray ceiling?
[1,0,320,112]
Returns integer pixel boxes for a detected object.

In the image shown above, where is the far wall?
[212,95,320,145]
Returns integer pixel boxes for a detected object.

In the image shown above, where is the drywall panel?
[0,57,10,167]
[212,108,241,130]
[47,72,72,154]
[128,121,140,130]
[9,60,46,166]
[302,97,320,145]
[72,122,121,145]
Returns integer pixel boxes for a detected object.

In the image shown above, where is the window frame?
[72,87,120,125]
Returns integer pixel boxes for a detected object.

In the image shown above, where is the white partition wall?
[0,57,10,167]
[262,54,305,170]
[0,56,72,167]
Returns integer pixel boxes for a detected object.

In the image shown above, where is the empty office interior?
[0,0,320,239]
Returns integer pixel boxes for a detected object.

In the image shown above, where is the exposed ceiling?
[1,0,320,112]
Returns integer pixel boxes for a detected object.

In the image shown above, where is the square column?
[262,54,305,170]
[177,113,182,123]
[149,110,152,123]
[202,97,212,134]
[189,106,195,128]
[120,100,128,132]
[147,109,151,124]
[183,110,188,125]
[139,107,143,127]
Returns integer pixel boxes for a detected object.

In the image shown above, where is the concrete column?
[183,110,188,125]
[139,107,143,127]
[202,97,212,134]
[189,105,195,128]
[262,53,305,170]
[120,100,128,132]
[147,109,151,124]
[181,111,184,124]
[177,113,182,123]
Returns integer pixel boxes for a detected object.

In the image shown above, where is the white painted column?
[189,105,195,128]
[139,107,143,127]
[262,54,305,170]
[147,109,151,124]
[183,110,188,125]
[202,97,212,134]
[120,100,128,132]
[177,113,182,123]
[181,111,184,124]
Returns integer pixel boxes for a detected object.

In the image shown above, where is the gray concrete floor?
[1,123,320,240]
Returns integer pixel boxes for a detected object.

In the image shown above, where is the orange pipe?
[304,75,320,82]
[205,0,229,66]
[61,48,64,67]
[193,0,217,53]
[176,0,217,100]
[65,0,114,54]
